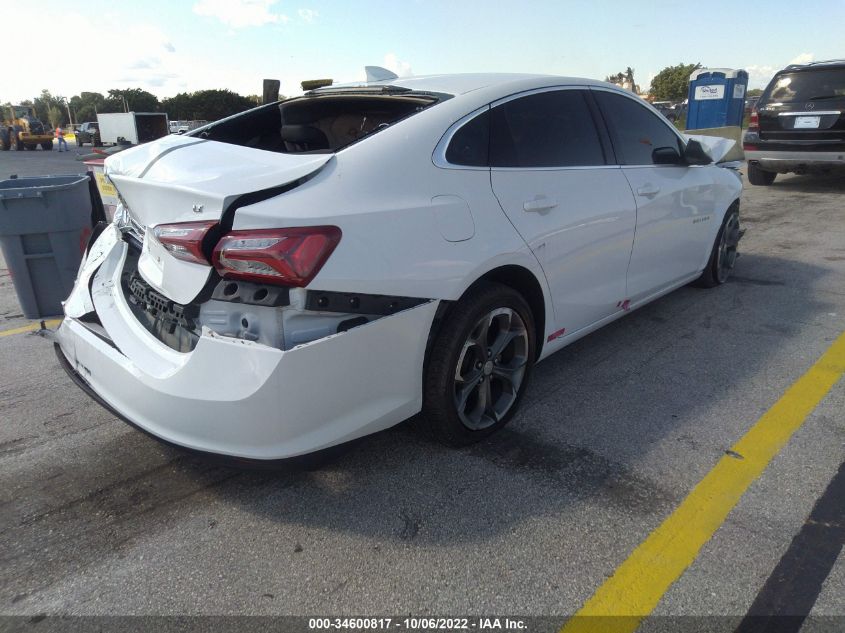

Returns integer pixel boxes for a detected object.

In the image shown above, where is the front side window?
[594,91,683,166]
[490,90,606,168]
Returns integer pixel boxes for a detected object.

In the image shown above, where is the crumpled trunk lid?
[103,137,332,304]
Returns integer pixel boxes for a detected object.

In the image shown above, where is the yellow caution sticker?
[95,172,118,200]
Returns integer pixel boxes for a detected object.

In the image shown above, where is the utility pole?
[64,99,73,125]
[262,79,280,104]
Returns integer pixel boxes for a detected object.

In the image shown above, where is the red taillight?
[748,110,759,131]
[212,226,342,287]
[152,221,217,265]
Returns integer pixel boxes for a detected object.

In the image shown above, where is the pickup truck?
[76,122,101,147]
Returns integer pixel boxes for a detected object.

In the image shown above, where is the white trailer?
[97,112,169,145]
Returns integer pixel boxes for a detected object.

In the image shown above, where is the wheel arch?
[425,264,549,372]
[476,265,547,356]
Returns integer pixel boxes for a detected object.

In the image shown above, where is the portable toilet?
[685,68,748,130]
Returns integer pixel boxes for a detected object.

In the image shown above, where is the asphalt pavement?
[0,147,842,626]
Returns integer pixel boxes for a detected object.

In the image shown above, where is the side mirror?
[684,139,713,165]
[652,146,683,165]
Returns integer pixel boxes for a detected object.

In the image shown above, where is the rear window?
[761,69,845,104]
[197,91,442,154]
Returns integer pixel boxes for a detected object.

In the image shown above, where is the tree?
[650,63,702,101]
[747,88,763,97]
[105,88,160,113]
[47,106,64,128]
[32,89,67,125]
[605,67,640,93]
[69,92,107,123]
[161,89,255,121]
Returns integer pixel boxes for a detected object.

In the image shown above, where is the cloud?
[128,57,160,70]
[382,53,413,78]
[192,0,288,28]
[298,8,319,23]
[3,9,365,107]
[789,52,814,65]
[745,64,777,89]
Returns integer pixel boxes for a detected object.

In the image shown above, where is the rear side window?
[594,91,683,166]
[445,110,489,166]
[490,90,606,168]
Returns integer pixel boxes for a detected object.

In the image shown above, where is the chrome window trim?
[488,84,585,108]
[777,111,841,116]
[589,85,689,167]
[432,105,491,170]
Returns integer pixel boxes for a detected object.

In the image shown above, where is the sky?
[4,0,844,103]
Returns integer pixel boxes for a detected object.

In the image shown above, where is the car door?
[592,89,717,303]
[488,88,637,335]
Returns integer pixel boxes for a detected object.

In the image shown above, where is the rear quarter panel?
[230,100,550,305]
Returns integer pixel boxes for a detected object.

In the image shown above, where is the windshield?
[762,68,845,104]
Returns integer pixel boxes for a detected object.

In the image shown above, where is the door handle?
[636,184,661,198]
[523,197,559,213]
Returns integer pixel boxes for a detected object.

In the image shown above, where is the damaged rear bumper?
[55,225,439,460]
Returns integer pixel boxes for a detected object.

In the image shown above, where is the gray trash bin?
[0,175,93,319]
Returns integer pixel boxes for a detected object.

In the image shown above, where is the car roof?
[781,59,845,72]
[311,73,613,96]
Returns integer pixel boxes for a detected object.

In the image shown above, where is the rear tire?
[421,282,536,447]
[14,135,24,151]
[695,206,741,288]
[41,141,53,150]
[748,163,776,186]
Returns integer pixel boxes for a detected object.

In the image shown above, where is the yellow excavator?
[1,104,53,150]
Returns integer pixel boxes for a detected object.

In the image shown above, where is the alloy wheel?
[716,212,740,283]
[453,307,529,431]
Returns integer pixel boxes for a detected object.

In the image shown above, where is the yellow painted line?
[0,318,62,338]
[562,331,845,633]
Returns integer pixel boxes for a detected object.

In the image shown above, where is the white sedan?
[55,73,742,462]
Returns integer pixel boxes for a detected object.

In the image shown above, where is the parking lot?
[1,149,843,625]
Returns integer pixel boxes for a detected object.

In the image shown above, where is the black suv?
[743,59,845,185]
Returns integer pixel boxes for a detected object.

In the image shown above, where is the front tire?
[696,206,741,288]
[41,141,53,150]
[748,163,776,186]
[422,282,536,446]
